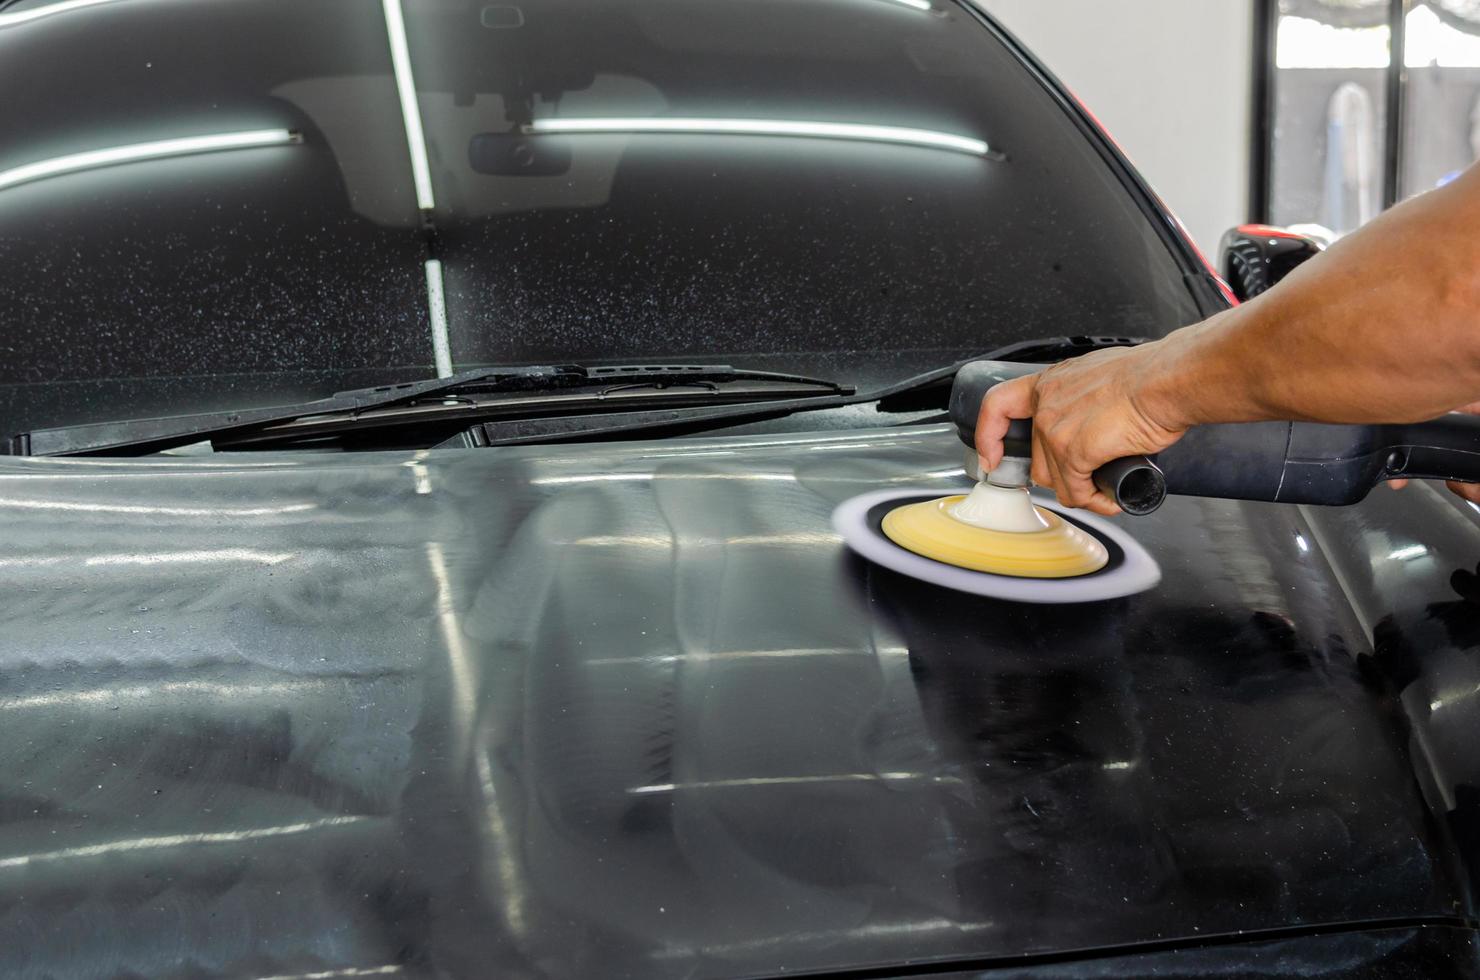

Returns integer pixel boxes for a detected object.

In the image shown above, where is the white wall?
[975,0,1254,257]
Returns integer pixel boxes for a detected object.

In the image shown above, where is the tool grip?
[1389,415,1480,484]
[1159,414,1480,504]
[952,364,1167,515]
[1095,456,1168,516]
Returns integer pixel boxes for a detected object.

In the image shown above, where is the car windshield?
[0,0,1202,437]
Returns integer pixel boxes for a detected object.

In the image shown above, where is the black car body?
[0,1,1477,978]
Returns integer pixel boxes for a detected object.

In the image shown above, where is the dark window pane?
[1,0,1202,435]
[1270,0,1390,234]
[414,0,1201,371]
[0,0,432,434]
[1401,1,1480,197]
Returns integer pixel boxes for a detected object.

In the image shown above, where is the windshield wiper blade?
[456,336,1151,448]
[8,363,850,457]
[9,365,550,457]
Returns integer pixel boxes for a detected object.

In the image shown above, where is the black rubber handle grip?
[1094,456,1168,516]
[951,361,1168,515]
[1157,415,1480,504]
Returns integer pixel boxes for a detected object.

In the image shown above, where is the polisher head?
[833,488,1161,603]
[881,493,1109,579]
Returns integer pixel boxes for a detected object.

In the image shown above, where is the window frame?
[1251,0,1415,223]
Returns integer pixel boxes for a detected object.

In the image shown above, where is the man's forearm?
[1138,163,1480,430]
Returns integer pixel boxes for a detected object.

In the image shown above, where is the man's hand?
[974,345,1189,516]
[1388,477,1480,505]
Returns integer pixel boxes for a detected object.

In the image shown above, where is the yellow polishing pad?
[881,495,1109,579]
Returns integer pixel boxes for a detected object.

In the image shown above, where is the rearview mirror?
[469,132,572,177]
[1218,224,1326,302]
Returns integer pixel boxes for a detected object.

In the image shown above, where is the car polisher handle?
[950,361,1168,515]
[1095,455,1168,516]
[1388,415,1480,484]
[1156,413,1480,505]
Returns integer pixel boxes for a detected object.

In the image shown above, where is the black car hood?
[0,426,1475,978]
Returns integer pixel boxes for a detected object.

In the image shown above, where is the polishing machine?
[833,358,1480,602]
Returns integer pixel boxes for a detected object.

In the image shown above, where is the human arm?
[976,162,1480,515]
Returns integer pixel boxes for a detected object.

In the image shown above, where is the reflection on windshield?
[0,0,131,29]
[383,0,450,376]
[0,130,299,193]
[425,257,453,378]
[526,117,991,156]
[381,0,434,211]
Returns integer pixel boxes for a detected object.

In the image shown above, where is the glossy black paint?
[0,427,1476,977]
[4,1,1475,977]
[907,926,1480,978]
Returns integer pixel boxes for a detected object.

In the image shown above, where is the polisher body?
[950,359,1480,510]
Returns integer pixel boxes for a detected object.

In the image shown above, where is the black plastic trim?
[1251,0,1277,223]
[1384,0,1410,208]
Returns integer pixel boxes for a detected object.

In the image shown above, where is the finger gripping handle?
[1002,419,1166,515]
[1005,418,1165,515]
[949,360,1166,515]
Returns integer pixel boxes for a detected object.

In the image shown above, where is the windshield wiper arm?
[8,363,850,457]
